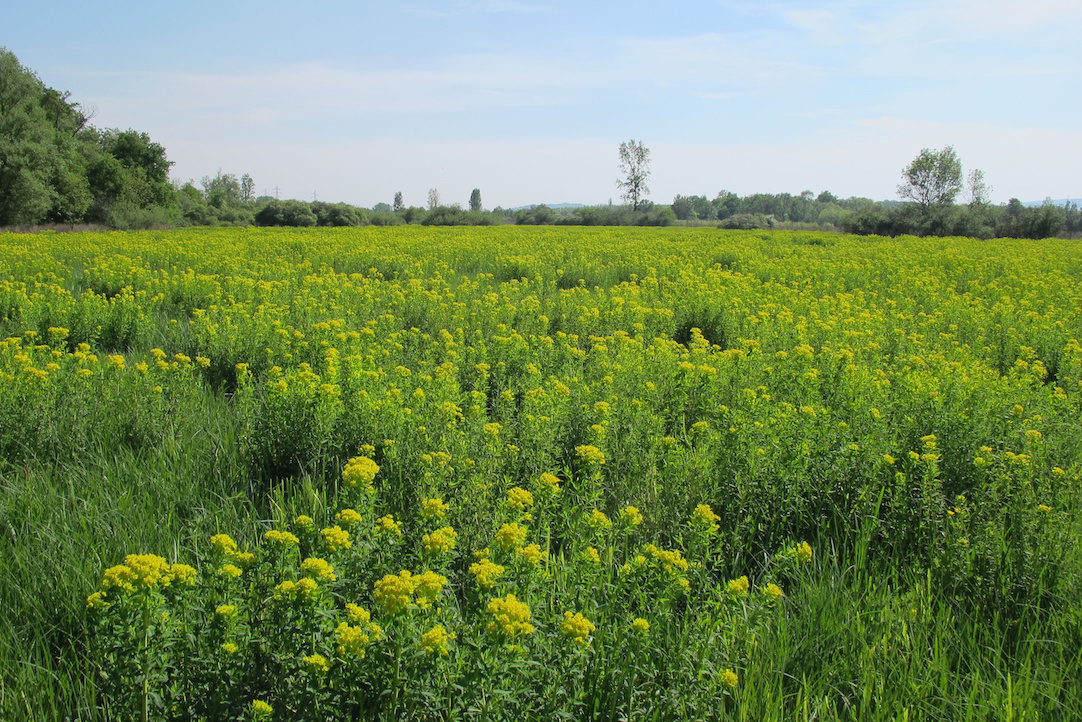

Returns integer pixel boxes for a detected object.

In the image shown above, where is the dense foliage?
[1,226,1081,720]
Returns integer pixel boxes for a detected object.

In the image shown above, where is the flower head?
[469,557,506,589]
[375,514,403,537]
[506,486,534,511]
[419,624,456,656]
[493,523,528,552]
[321,526,351,552]
[560,611,596,646]
[422,526,457,556]
[420,497,450,521]
[342,455,380,489]
[300,557,336,582]
[486,594,534,639]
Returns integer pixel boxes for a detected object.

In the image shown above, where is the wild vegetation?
[1,225,1081,720]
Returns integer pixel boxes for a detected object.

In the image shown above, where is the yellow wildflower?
[795,541,813,563]
[86,591,110,609]
[584,546,601,564]
[422,526,458,556]
[412,570,448,609]
[336,508,362,527]
[321,526,351,552]
[721,669,739,688]
[763,583,784,600]
[538,472,561,493]
[587,509,612,530]
[303,653,330,673]
[619,506,644,527]
[300,557,336,582]
[494,523,528,551]
[575,445,606,466]
[294,515,315,532]
[374,571,415,615]
[632,617,650,634]
[420,497,450,520]
[690,504,721,534]
[419,624,456,656]
[336,622,374,659]
[375,514,403,537]
[517,544,546,566]
[250,700,273,718]
[485,594,535,638]
[217,564,243,579]
[469,558,506,589]
[210,534,238,556]
[220,642,238,654]
[560,611,596,646]
[264,529,300,547]
[216,604,237,617]
[726,576,750,597]
[342,455,379,490]
[506,486,534,511]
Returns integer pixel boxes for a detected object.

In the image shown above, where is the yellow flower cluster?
[644,544,689,575]
[215,604,237,617]
[720,669,739,688]
[794,541,813,563]
[321,525,351,552]
[250,700,273,717]
[264,529,300,547]
[506,486,534,511]
[336,619,380,659]
[422,526,457,556]
[587,509,612,530]
[369,515,398,538]
[726,576,750,598]
[342,455,379,490]
[619,506,644,527]
[99,555,195,595]
[372,569,447,614]
[575,445,606,466]
[560,611,596,646]
[538,472,561,494]
[418,624,456,656]
[632,617,650,634]
[494,523,528,551]
[420,497,450,520]
[469,557,506,589]
[304,653,330,673]
[485,594,535,638]
[763,583,784,600]
[336,508,362,527]
[300,557,336,582]
[517,544,546,566]
[274,577,319,600]
[690,504,721,534]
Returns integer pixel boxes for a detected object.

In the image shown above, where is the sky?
[6,0,1080,208]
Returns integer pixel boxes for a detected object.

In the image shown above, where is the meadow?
[0,226,1080,721]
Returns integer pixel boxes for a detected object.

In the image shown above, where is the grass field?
[1,226,1081,720]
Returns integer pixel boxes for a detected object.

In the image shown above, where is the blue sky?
[7,0,1080,208]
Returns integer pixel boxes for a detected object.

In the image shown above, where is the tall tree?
[240,173,255,203]
[393,191,404,212]
[898,146,963,210]
[616,139,651,211]
[469,188,482,212]
[966,168,991,206]
[427,188,440,211]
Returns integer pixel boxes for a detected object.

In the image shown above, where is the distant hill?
[508,203,586,211]
[1023,198,1081,208]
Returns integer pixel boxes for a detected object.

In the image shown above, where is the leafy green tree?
[616,140,651,211]
[240,173,255,203]
[898,146,963,210]
[0,48,59,224]
[469,188,482,212]
[393,191,404,212]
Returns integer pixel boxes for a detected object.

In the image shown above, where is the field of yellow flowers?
[1,226,1081,720]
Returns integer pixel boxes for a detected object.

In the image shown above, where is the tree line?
[1,48,1076,239]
